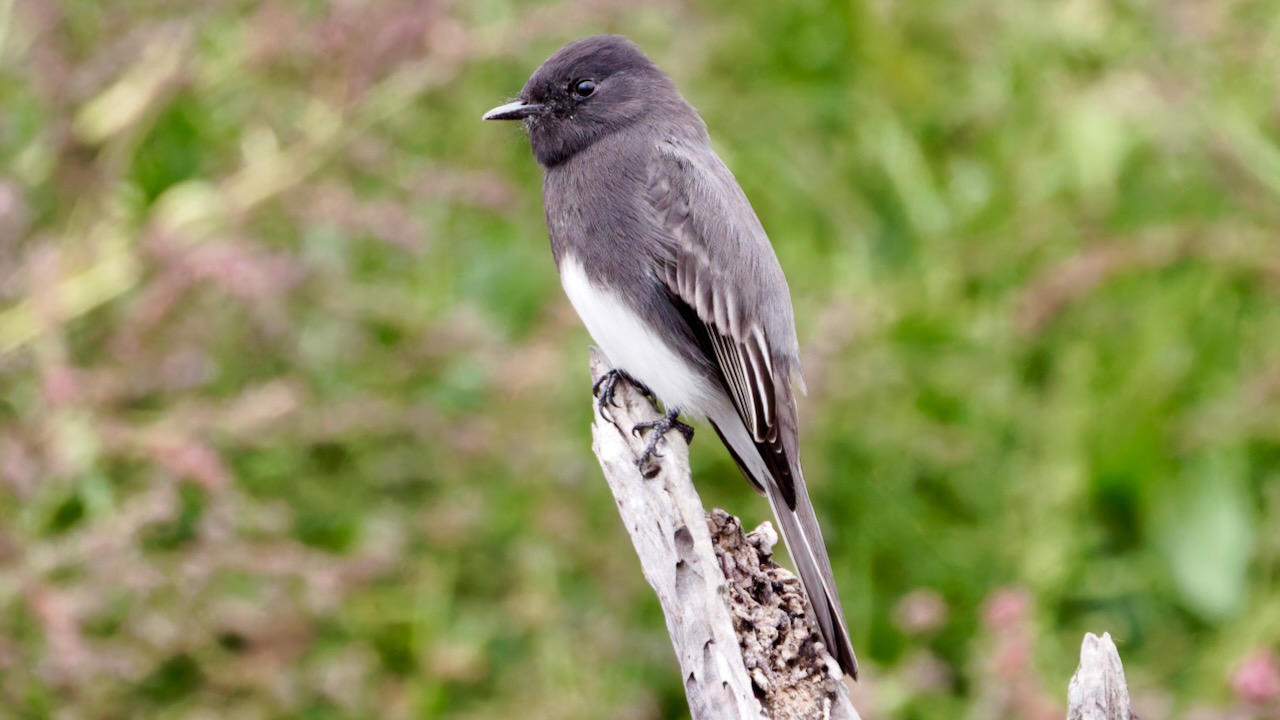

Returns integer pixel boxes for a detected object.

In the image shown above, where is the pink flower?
[893,588,949,635]
[983,586,1031,632]
[1232,649,1280,705]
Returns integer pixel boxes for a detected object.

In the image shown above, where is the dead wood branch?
[587,348,859,720]
[1067,632,1135,720]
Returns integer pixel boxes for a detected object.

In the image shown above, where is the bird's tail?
[710,415,858,678]
[763,471,859,678]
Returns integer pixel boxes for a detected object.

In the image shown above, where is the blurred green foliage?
[2,0,1279,718]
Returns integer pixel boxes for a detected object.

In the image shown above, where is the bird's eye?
[572,79,597,97]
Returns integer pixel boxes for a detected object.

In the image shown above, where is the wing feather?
[709,331,754,434]
[647,142,794,460]
[642,140,857,677]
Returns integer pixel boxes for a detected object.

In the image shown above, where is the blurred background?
[2,0,1279,717]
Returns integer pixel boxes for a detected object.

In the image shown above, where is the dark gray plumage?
[484,34,858,678]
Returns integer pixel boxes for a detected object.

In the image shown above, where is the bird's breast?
[559,254,716,417]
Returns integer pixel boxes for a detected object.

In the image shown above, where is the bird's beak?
[482,100,545,121]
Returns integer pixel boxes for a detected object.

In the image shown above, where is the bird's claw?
[631,409,694,471]
[593,370,624,410]
[593,369,657,425]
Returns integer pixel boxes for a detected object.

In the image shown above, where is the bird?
[483,34,858,679]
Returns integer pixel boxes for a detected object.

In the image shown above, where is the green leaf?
[1153,448,1254,621]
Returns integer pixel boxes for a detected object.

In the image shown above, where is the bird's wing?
[645,139,860,678]
[646,141,802,508]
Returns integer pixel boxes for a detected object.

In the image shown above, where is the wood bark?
[588,348,860,720]
[1067,632,1135,720]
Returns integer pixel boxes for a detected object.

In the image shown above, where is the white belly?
[559,255,716,417]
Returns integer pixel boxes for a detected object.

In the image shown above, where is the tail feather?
[764,476,859,678]
[711,416,859,678]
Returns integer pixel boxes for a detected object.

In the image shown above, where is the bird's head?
[484,35,687,167]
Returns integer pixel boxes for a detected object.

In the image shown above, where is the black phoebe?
[484,34,858,678]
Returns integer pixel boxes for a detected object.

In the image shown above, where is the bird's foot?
[592,369,624,408]
[592,369,653,423]
[631,409,695,471]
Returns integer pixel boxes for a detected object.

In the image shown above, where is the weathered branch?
[587,348,860,720]
[1067,632,1134,720]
